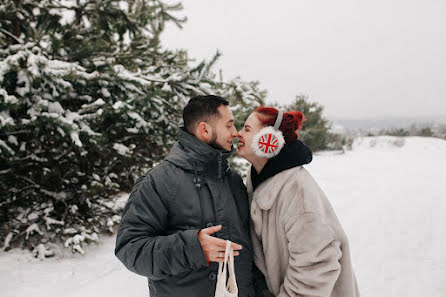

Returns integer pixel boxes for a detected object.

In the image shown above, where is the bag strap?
[218,240,231,281]
[227,243,238,294]
[217,240,238,296]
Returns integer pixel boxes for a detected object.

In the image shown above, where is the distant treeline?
[371,124,446,139]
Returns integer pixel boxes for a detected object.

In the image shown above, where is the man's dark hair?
[183,95,229,133]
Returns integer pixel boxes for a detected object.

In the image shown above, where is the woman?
[237,107,360,297]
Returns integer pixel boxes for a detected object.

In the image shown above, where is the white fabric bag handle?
[214,240,238,297]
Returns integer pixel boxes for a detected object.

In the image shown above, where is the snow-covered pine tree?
[0,0,234,256]
[285,95,338,151]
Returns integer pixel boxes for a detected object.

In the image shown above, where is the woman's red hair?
[254,107,304,143]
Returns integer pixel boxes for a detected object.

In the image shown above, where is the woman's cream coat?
[247,166,360,297]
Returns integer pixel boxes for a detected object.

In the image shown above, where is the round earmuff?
[251,109,285,158]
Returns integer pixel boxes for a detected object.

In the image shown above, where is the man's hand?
[198,225,243,263]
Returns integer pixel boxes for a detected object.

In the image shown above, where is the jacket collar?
[165,127,233,178]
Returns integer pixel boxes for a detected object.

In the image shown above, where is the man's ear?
[196,121,211,142]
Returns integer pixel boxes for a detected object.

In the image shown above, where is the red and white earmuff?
[251,110,285,158]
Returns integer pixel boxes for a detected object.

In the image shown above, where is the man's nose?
[231,127,238,137]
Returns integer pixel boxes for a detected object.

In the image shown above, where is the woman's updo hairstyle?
[254,107,304,144]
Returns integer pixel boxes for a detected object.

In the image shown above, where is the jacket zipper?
[193,162,205,228]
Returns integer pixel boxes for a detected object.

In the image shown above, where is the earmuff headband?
[273,109,284,130]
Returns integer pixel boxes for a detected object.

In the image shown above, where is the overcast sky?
[162,0,446,119]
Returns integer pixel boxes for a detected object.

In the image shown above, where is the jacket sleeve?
[114,170,208,280]
[278,212,342,297]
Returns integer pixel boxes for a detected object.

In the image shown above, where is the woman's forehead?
[246,113,262,127]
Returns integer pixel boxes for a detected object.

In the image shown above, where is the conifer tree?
[0,0,264,256]
[286,95,337,151]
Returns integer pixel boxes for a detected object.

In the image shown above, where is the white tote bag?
[214,240,238,297]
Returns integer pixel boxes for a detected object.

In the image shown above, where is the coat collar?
[250,140,312,191]
[247,166,301,210]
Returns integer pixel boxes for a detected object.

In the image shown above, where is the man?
[115,95,265,297]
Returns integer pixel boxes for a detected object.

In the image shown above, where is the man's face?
[208,105,237,151]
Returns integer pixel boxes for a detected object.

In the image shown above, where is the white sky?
[161,0,446,118]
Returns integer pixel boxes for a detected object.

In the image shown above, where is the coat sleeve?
[277,212,342,297]
[114,170,208,280]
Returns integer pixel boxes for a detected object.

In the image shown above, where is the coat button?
[209,272,216,281]
[206,222,213,228]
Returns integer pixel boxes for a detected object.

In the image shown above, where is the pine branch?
[0,29,23,44]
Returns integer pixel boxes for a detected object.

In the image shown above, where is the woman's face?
[237,112,264,161]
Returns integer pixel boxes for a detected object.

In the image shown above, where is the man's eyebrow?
[227,119,234,123]
[244,124,251,128]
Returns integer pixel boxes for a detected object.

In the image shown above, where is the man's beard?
[208,132,232,151]
[208,132,224,150]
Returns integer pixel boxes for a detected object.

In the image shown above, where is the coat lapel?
[251,166,300,210]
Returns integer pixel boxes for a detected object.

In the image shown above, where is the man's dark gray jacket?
[115,128,256,297]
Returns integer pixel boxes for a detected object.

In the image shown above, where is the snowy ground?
[1,136,446,297]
